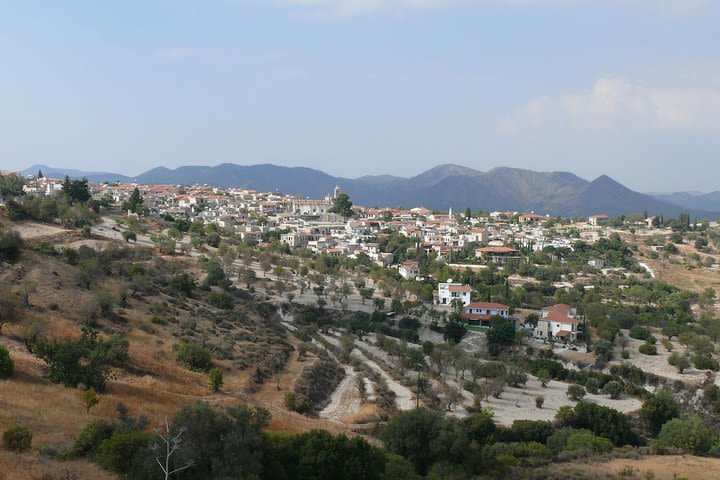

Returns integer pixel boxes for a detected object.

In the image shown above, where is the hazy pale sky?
[1,0,719,192]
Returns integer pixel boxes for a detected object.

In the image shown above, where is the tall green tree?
[0,174,25,197]
[171,403,270,480]
[62,176,92,203]
[380,409,468,475]
[122,187,145,214]
[328,193,354,218]
[640,389,680,435]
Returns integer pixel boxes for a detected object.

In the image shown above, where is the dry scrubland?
[625,231,720,300]
[549,455,720,480]
[3,220,720,478]
[0,227,359,478]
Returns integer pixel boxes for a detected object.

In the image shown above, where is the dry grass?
[550,454,720,480]
[0,239,365,478]
[625,233,720,300]
[253,338,316,408]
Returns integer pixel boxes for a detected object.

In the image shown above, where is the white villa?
[461,302,509,326]
[533,304,583,342]
[437,280,472,306]
[399,260,420,280]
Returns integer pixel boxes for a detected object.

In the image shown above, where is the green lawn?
[465,324,489,333]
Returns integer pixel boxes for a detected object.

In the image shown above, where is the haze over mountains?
[21,163,720,218]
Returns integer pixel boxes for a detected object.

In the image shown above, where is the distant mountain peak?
[590,174,627,189]
[20,162,720,218]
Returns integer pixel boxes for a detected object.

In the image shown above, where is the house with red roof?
[437,281,473,306]
[588,214,609,227]
[533,304,583,342]
[461,302,510,326]
[475,246,521,264]
[399,260,420,280]
[519,213,546,224]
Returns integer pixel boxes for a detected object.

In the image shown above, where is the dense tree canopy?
[328,193,354,218]
[62,176,92,204]
[379,408,468,475]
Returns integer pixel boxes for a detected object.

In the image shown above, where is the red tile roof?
[542,313,583,324]
[466,302,509,310]
[543,304,573,315]
[476,246,519,253]
[448,285,472,292]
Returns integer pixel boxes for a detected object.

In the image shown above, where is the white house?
[587,259,605,269]
[588,214,609,227]
[533,304,583,342]
[437,280,472,306]
[399,260,419,280]
[292,199,331,216]
[461,302,509,326]
[475,246,520,265]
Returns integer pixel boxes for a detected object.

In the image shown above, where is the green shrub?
[284,392,297,410]
[531,359,566,380]
[661,338,673,351]
[621,349,630,359]
[566,432,613,453]
[482,441,553,467]
[209,367,224,392]
[584,378,600,395]
[3,426,32,452]
[94,290,116,318]
[605,362,647,385]
[629,326,652,341]
[500,420,553,444]
[65,420,114,459]
[567,384,586,401]
[546,427,592,453]
[558,402,638,446]
[398,317,421,331]
[380,409,469,475]
[640,390,680,435]
[150,315,168,325]
[639,343,657,355]
[176,342,212,372]
[0,345,13,379]
[32,328,129,391]
[602,380,624,399]
[208,291,234,310]
[170,273,195,297]
[0,230,22,261]
[692,355,719,371]
[96,431,152,473]
[655,414,713,455]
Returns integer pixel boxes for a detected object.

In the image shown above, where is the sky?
[1,0,719,192]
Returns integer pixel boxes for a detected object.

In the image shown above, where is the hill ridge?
[20,163,720,218]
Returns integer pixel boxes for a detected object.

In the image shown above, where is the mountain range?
[649,191,720,213]
[21,163,720,218]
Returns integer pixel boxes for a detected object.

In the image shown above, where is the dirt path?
[11,221,66,239]
[638,261,656,279]
[320,365,362,422]
[322,335,415,410]
[351,348,415,410]
[479,375,642,426]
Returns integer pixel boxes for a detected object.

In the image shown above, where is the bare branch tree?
[151,417,195,480]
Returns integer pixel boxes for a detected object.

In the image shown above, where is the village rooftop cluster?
[15,174,670,347]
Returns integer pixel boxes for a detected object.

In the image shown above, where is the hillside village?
[3,170,720,479]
